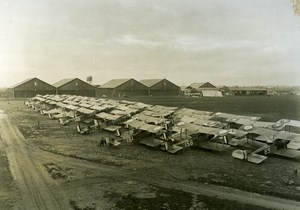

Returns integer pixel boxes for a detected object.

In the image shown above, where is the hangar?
[97,79,148,97]
[9,78,56,98]
[53,78,96,96]
[140,79,180,96]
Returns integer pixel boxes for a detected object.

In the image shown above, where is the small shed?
[53,78,96,96]
[97,79,148,97]
[140,79,180,96]
[9,78,56,98]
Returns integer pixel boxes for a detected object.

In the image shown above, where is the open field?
[123,95,300,121]
[0,96,300,209]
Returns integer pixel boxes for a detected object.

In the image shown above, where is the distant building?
[180,86,199,96]
[229,87,267,96]
[267,87,295,96]
[218,86,234,96]
[140,79,180,96]
[53,78,96,96]
[97,79,148,97]
[8,78,56,98]
[0,88,8,98]
[266,89,277,96]
[180,86,189,96]
[187,82,223,97]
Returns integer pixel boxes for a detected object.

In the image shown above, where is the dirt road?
[1,108,300,210]
[31,145,300,210]
[0,110,70,210]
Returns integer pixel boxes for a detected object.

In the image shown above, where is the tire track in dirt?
[0,113,70,210]
[141,178,300,210]
[31,146,300,210]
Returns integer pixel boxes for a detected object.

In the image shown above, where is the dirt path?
[142,178,300,210]
[0,111,70,210]
[32,147,300,210]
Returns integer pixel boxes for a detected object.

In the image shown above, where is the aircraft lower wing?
[104,125,122,132]
[287,141,300,150]
[139,138,164,148]
[197,141,230,151]
[232,149,267,164]
[272,149,300,158]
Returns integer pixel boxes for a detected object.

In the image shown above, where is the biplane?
[95,112,124,125]
[76,124,91,134]
[228,126,269,164]
[209,112,261,129]
[75,107,96,124]
[123,118,181,153]
[174,122,231,152]
[103,125,122,137]
[57,104,80,125]
[270,131,300,158]
[236,124,300,160]
[27,95,49,111]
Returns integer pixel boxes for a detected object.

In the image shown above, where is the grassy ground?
[122,95,300,121]
[108,184,270,210]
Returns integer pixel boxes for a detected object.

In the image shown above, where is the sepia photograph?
[0,0,300,209]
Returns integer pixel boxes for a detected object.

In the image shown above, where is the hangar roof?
[53,78,76,88]
[139,79,164,87]
[100,79,132,88]
[11,78,55,89]
[11,78,35,88]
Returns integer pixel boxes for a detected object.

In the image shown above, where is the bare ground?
[0,137,20,210]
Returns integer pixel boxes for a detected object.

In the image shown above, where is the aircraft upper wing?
[139,123,164,134]
[124,119,145,129]
[77,107,95,115]
[176,122,202,132]
[277,119,300,128]
[275,131,300,142]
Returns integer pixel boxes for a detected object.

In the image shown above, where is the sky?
[0,0,300,87]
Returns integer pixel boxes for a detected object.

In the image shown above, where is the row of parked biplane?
[24,94,300,164]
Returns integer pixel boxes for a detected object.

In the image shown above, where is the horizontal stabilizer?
[247,153,268,164]
[166,145,183,154]
[287,141,300,150]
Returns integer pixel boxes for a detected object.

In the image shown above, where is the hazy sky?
[1,0,300,87]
